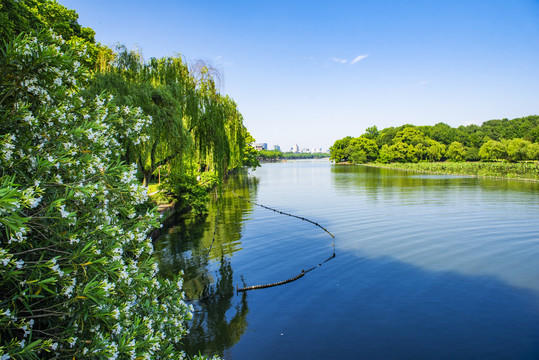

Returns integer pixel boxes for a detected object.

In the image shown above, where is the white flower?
[68,337,77,348]
[111,308,119,319]
[29,196,42,208]
[59,205,69,218]
[51,263,64,277]
[15,260,24,269]
[64,278,76,297]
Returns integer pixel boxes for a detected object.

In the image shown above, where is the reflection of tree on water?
[331,165,539,199]
[155,172,257,357]
[186,257,249,358]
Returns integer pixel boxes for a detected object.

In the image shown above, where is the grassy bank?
[369,162,539,181]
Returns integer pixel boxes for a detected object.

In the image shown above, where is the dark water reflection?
[158,161,539,359]
[156,173,258,357]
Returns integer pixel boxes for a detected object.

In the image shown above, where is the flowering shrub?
[0,31,198,359]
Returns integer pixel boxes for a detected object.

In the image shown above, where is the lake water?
[156,160,539,359]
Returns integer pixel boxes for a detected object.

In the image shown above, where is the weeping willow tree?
[87,46,251,199]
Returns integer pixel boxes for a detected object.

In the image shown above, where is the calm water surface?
[156,160,539,359]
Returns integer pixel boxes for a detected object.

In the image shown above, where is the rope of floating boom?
[232,187,335,293]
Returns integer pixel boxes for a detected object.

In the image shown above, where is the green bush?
[0,30,196,359]
[160,169,220,215]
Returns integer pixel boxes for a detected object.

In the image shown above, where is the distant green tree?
[393,127,425,146]
[465,147,481,161]
[446,141,467,162]
[465,128,487,148]
[331,115,539,165]
[346,137,378,163]
[282,152,330,159]
[529,126,539,143]
[258,149,283,160]
[363,125,379,140]
[424,139,446,161]
[390,127,442,162]
[330,136,353,162]
[526,143,539,161]
[428,122,457,145]
[384,142,411,163]
[504,138,531,162]
[377,127,398,147]
[479,139,507,161]
[377,144,392,163]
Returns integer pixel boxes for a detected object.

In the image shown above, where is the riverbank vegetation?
[373,162,539,181]
[330,117,539,179]
[0,0,255,358]
[258,150,329,161]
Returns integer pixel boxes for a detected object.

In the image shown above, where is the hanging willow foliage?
[86,46,249,188]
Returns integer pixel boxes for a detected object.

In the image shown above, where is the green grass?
[370,161,539,181]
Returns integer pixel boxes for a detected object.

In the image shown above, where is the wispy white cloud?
[214,55,234,66]
[331,54,369,66]
[332,57,348,64]
[350,54,368,64]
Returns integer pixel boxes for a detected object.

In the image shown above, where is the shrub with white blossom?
[0,30,198,359]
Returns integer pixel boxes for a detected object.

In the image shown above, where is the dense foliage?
[0,29,198,359]
[89,50,252,188]
[0,0,105,69]
[330,117,539,164]
[0,0,254,358]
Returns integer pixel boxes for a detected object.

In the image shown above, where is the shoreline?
[356,162,539,183]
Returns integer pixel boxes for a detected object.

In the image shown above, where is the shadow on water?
[235,250,539,360]
[155,172,258,358]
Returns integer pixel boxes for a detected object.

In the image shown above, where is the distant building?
[274,145,280,151]
[254,143,267,150]
[292,144,299,153]
[302,148,310,153]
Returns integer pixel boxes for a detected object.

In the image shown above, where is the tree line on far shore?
[257,150,329,161]
[330,116,539,164]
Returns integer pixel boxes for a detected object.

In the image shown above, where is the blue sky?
[62,0,539,151]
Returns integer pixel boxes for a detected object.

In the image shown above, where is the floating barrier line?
[231,188,335,239]
[232,186,335,293]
